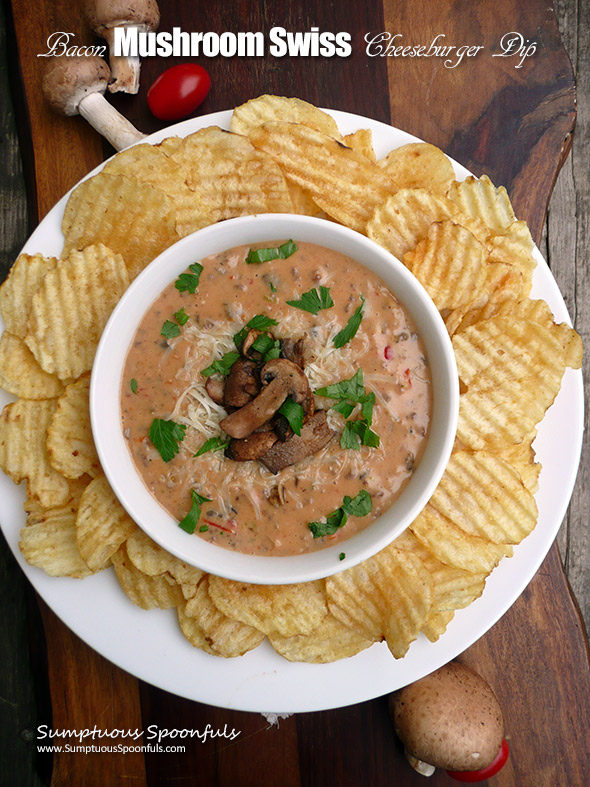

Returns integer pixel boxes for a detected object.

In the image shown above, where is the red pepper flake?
[404,368,412,386]
[384,345,393,360]
[203,519,237,535]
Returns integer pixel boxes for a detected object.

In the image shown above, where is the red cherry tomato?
[147,64,211,121]
[446,739,509,782]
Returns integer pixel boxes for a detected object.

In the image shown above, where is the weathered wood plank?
[551,0,590,635]
[0,3,46,784]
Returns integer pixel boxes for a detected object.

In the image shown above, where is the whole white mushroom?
[85,0,160,94]
[42,55,145,151]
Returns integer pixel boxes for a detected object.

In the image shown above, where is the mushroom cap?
[85,0,160,34]
[42,55,110,116]
[391,662,504,772]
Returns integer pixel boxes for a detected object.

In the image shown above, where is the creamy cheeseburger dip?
[121,241,431,556]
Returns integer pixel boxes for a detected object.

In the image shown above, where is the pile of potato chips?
[0,95,582,663]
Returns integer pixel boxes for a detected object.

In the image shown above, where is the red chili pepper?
[384,345,393,360]
[404,368,412,386]
[203,519,237,534]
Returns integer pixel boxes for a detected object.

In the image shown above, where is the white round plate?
[0,109,583,713]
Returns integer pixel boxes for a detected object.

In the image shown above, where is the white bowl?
[91,214,459,584]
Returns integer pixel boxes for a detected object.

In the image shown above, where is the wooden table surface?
[1,0,589,785]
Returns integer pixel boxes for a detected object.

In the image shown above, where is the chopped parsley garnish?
[339,552,346,561]
[161,320,181,339]
[286,286,334,315]
[333,295,365,348]
[315,369,365,402]
[269,281,277,293]
[130,378,138,394]
[178,489,212,534]
[309,490,372,539]
[174,307,189,325]
[342,489,372,517]
[277,398,305,436]
[341,419,380,450]
[174,262,203,293]
[195,436,230,456]
[309,507,347,539]
[250,332,281,362]
[148,418,187,463]
[199,524,209,532]
[316,369,379,450]
[233,314,279,348]
[201,351,240,378]
[246,240,297,264]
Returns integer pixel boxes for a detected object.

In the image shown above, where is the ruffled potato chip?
[20,507,91,579]
[404,221,487,310]
[62,173,178,280]
[182,576,265,658]
[0,252,57,339]
[268,613,373,663]
[170,126,294,225]
[75,475,136,571]
[208,575,328,637]
[327,545,432,658]
[378,142,454,195]
[47,374,100,479]
[125,528,204,592]
[24,244,129,380]
[344,128,376,161]
[430,451,537,545]
[367,188,457,260]
[112,544,184,609]
[0,332,65,399]
[249,121,395,233]
[448,175,515,232]
[231,94,343,140]
[0,399,69,507]
[410,505,511,574]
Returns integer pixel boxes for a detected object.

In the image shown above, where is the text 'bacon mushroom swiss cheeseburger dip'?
[91,215,459,584]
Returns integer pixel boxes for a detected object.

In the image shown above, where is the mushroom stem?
[102,26,141,94]
[404,751,436,777]
[78,91,145,150]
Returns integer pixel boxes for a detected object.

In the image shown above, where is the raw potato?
[208,575,328,637]
[24,244,130,380]
[0,398,70,507]
[47,374,101,478]
[0,332,65,399]
[75,475,137,571]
